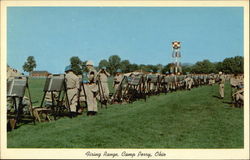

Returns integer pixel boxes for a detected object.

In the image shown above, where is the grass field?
[7,79,243,148]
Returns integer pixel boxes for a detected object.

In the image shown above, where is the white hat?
[219,72,222,74]
[86,60,94,66]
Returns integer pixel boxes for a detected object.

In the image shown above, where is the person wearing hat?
[184,73,193,90]
[169,72,176,91]
[164,71,171,92]
[154,70,162,92]
[84,60,98,116]
[208,74,214,85]
[97,66,110,102]
[65,65,80,117]
[113,69,123,91]
[218,71,225,99]
[232,85,244,107]
[146,69,155,94]
[112,69,123,102]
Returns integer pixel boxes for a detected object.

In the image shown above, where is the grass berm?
[7,78,243,148]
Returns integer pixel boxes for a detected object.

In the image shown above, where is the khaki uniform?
[230,77,239,97]
[203,75,207,84]
[167,75,174,91]
[212,78,215,84]
[113,74,123,91]
[155,73,161,92]
[230,77,244,101]
[230,77,239,87]
[86,68,98,112]
[45,92,59,106]
[208,75,214,85]
[185,77,193,90]
[235,88,244,101]
[219,75,225,98]
[147,73,157,92]
[164,75,170,91]
[172,74,177,90]
[65,71,80,112]
[97,70,110,100]
[113,74,123,101]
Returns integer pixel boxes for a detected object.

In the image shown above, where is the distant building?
[30,71,50,78]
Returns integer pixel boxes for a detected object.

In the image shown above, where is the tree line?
[22,55,243,75]
[98,55,244,75]
[181,56,243,74]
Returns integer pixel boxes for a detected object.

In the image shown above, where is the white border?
[1,0,249,159]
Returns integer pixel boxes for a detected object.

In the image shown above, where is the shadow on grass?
[222,101,233,105]
[212,95,222,99]
[7,119,34,132]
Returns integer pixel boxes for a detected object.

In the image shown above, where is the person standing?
[65,65,80,117]
[218,72,225,99]
[112,69,123,102]
[233,87,244,103]
[97,67,110,102]
[85,60,98,116]
[184,74,193,90]
[208,74,214,85]
[147,70,154,93]
[164,72,171,92]
[113,69,123,91]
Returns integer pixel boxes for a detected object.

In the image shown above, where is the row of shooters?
[7,61,243,126]
[51,60,242,119]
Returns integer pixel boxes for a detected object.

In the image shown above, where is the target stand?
[78,80,88,113]
[147,74,160,96]
[7,76,35,130]
[96,76,108,109]
[39,74,70,121]
[111,76,127,104]
[124,75,146,103]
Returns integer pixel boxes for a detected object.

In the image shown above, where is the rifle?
[76,78,81,113]
[96,75,105,108]
[112,76,126,103]
[81,72,88,109]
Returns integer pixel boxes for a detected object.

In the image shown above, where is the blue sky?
[7,7,243,74]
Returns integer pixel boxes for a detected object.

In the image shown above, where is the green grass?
[8,79,243,148]
[27,78,46,107]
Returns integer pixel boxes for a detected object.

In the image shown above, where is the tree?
[81,60,88,72]
[221,56,243,74]
[215,62,223,73]
[156,64,163,72]
[70,56,83,75]
[139,64,150,72]
[120,60,131,73]
[138,64,146,72]
[140,64,158,73]
[182,65,192,74]
[108,55,121,75]
[98,59,109,70]
[191,59,216,74]
[162,63,172,74]
[128,63,139,72]
[23,56,37,74]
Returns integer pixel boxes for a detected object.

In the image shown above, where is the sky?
[7,7,243,74]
